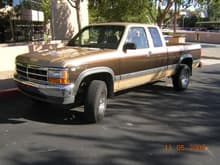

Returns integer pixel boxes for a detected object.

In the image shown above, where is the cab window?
[126,27,149,49]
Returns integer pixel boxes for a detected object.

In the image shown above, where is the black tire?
[84,80,107,123]
[172,64,190,91]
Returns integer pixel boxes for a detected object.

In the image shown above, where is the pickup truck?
[14,23,201,123]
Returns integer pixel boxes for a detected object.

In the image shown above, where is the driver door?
[119,27,152,90]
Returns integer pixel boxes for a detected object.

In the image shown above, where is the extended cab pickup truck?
[14,23,201,123]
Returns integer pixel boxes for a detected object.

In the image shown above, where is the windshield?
[68,25,125,49]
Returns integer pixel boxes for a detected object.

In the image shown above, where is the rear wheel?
[172,64,190,91]
[84,80,107,123]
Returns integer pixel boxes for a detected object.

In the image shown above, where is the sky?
[12,0,21,6]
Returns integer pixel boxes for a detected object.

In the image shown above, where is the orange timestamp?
[164,144,207,152]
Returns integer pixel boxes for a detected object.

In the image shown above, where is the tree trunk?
[157,17,163,28]
[156,0,174,28]
[67,0,82,31]
[76,4,81,31]
[9,17,14,41]
[173,1,177,34]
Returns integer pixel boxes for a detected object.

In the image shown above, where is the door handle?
[146,51,152,57]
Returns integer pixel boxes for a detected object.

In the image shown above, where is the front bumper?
[14,75,75,104]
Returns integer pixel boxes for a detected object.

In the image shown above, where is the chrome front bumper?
[14,75,75,104]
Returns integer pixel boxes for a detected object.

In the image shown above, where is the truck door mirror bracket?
[123,42,136,52]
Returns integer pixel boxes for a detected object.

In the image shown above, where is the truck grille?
[16,63,48,84]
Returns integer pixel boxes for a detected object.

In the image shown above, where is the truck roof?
[88,22,158,28]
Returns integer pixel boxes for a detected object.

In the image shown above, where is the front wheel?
[172,64,190,91]
[84,80,107,123]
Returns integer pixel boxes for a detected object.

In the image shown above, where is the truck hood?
[16,47,115,68]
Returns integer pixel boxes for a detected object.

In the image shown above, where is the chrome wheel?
[98,91,107,115]
[172,64,190,91]
[181,69,189,88]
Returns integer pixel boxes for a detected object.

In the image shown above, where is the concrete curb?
[202,56,220,60]
[0,88,19,98]
[0,71,18,97]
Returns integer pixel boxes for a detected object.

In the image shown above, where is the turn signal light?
[48,70,69,85]
[48,78,69,84]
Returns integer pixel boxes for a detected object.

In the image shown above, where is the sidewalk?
[199,43,220,60]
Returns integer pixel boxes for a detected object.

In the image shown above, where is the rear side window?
[148,27,163,47]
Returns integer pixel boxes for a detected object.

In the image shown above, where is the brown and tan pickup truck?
[14,23,201,123]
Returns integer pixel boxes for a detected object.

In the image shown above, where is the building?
[0,0,89,43]
[50,0,89,40]
[0,0,45,43]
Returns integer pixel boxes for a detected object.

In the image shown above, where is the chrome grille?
[16,63,48,83]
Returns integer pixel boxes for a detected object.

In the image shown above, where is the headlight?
[48,69,69,85]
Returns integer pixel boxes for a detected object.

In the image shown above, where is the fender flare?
[177,54,193,75]
[178,54,193,65]
[73,67,115,94]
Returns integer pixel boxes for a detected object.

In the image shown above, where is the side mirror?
[123,42,136,52]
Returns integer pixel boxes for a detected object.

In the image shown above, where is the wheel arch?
[74,67,115,98]
[179,54,193,75]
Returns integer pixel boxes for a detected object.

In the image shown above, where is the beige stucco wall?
[184,31,220,44]
[51,0,89,40]
[0,1,89,72]
[0,41,65,72]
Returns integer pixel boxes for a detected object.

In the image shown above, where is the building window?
[0,0,45,43]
